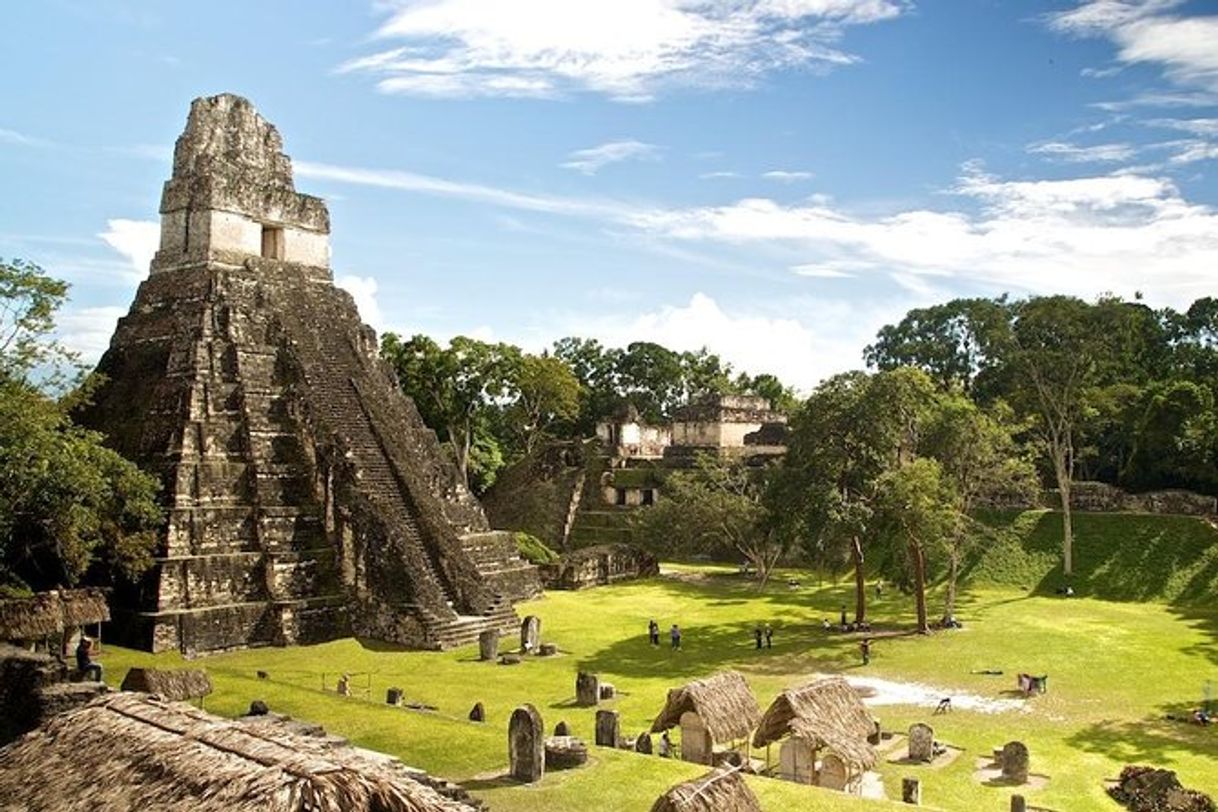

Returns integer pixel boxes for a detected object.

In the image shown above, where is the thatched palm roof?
[60,588,111,626]
[120,667,213,701]
[650,768,761,812]
[0,592,64,640]
[651,671,761,744]
[0,588,111,642]
[751,677,877,769]
[0,693,479,812]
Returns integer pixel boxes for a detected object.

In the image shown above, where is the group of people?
[753,623,774,649]
[648,619,682,649]
[822,605,872,634]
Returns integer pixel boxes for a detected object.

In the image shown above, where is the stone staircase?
[270,279,515,649]
[459,531,542,601]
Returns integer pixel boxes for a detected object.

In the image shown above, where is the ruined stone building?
[79,94,537,654]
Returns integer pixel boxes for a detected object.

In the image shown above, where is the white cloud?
[560,140,660,175]
[790,260,863,277]
[55,306,125,364]
[1050,1,1218,92]
[98,219,158,280]
[1027,140,1137,163]
[1146,116,1218,136]
[762,169,815,182]
[340,0,907,101]
[0,127,52,148]
[699,170,742,179]
[1167,139,1218,164]
[336,274,386,332]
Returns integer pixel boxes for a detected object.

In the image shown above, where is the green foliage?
[0,258,77,387]
[514,531,560,565]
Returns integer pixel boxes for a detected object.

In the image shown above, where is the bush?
[515,532,559,565]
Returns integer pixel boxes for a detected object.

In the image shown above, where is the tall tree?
[507,353,581,455]
[1004,296,1100,576]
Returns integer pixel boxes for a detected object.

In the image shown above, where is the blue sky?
[2,0,1217,390]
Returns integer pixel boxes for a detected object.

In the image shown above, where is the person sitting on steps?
[75,637,103,682]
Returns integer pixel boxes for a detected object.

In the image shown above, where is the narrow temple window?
[261,225,285,259]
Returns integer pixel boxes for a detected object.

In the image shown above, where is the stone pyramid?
[79,94,538,654]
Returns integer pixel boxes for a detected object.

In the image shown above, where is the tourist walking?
[764,623,773,649]
[754,625,763,649]
[860,637,872,666]
[670,624,682,650]
[839,605,847,628]
[648,619,660,646]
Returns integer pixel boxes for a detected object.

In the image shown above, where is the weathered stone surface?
[595,709,620,747]
[902,777,921,805]
[554,721,570,736]
[1011,794,1027,812]
[599,682,616,700]
[386,687,403,706]
[469,702,485,722]
[634,732,653,754]
[538,643,558,656]
[499,654,522,666]
[77,93,522,655]
[479,630,499,661]
[1001,741,1029,784]
[544,736,588,770]
[520,616,541,652]
[538,544,660,590]
[908,723,934,762]
[575,672,600,706]
[509,704,544,783]
[0,645,106,744]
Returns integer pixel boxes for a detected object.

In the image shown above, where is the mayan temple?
[79,93,539,654]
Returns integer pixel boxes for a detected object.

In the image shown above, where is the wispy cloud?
[0,127,53,148]
[336,274,385,332]
[762,170,815,182]
[1146,117,1218,137]
[699,170,742,180]
[340,0,909,102]
[1027,140,1137,162]
[1049,1,1218,93]
[560,140,660,175]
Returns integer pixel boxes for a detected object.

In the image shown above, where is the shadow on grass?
[1169,606,1218,668]
[461,774,518,791]
[1066,700,1218,764]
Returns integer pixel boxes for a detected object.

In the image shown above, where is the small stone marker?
[544,736,588,770]
[902,777,921,805]
[868,720,882,745]
[520,615,541,652]
[499,654,521,666]
[635,732,653,754]
[575,671,600,706]
[538,642,558,656]
[386,687,403,706]
[595,709,620,747]
[509,704,545,783]
[479,630,499,661]
[248,700,269,716]
[908,722,935,762]
[469,702,485,722]
[554,720,570,736]
[1010,795,1027,812]
[599,682,616,700]
[1001,741,1029,784]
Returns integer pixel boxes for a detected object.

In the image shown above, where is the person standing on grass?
[670,624,682,650]
[754,625,763,649]
[648,619,660,646]
[860,637,872,666]
[765,623,773,649]
[840,605,847,628]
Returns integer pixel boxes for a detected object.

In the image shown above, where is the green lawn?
[99,513,1218,811]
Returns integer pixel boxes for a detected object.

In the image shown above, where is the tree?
[874,458,956,634]
[920,395,1038,618]
[381,333,518,490]
[507,353,581,455]
[778,367,937,623]
[635,454,789,587]
[1003,296,1101,576]
[0,259,161,590]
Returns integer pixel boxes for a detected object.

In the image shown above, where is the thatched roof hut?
[59,588,111,627]
[650,768,761,812]
[0,693,480,811]
[0,592,64,641]
[120,667,213,701]
[751,677,877,770]
[650,671,761,744]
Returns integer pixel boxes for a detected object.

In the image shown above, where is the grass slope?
[967,510,1218,604]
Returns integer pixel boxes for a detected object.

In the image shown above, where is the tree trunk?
[944,550,959,620]
[851,535,867,624]
[1054,448,1074,576]
[910,540,928,634]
